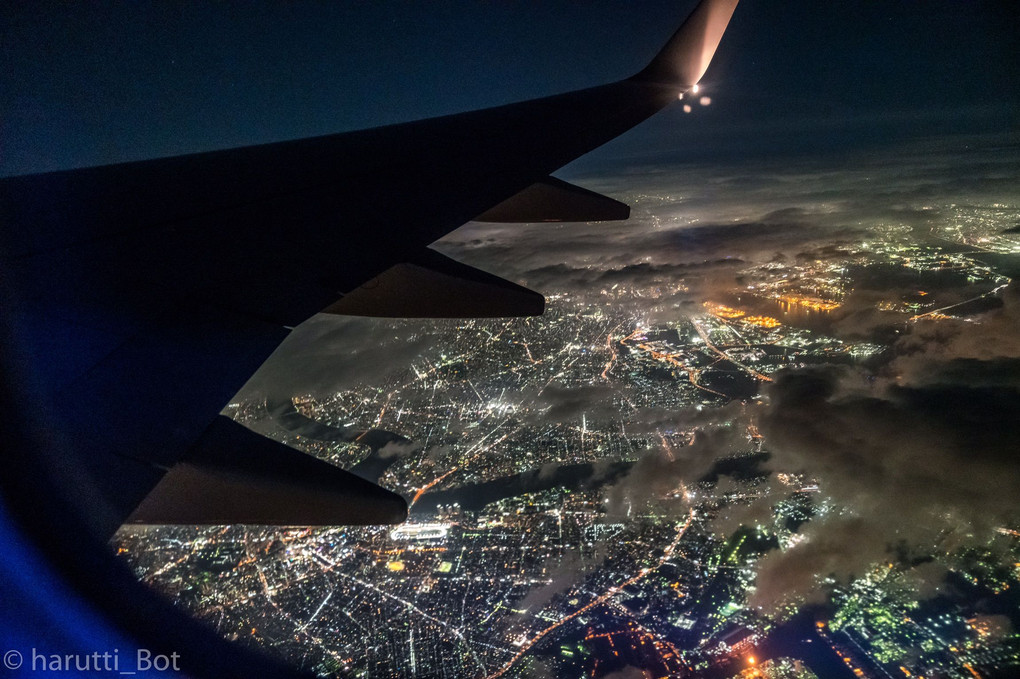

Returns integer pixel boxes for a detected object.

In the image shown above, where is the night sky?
[2,1,1017,176]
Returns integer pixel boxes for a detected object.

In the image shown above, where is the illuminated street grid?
[116,196,1020,678]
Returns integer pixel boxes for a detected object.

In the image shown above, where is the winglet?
[631,0,740,89]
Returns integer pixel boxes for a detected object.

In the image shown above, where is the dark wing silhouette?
[0,1,738,675]
[1,0,737,537]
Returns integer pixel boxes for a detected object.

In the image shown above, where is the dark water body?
[755,613,858,679]
[700,360,760,400]
[951,294,1004,316]
[973,252,1020,278]
[413,450,773,514]
[410,461,633,515]
[265,395,408,481]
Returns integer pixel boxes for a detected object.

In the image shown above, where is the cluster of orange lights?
[742,315,781,328]
[737,656,762,678]
[777,294,841,312]
[703,301,746,319]
[702,302,781,327]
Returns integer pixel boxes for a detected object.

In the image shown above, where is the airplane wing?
[0,0,739,675]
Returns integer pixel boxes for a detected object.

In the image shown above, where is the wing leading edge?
[0,0,740,537]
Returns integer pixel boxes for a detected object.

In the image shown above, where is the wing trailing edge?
[126,417,408,525]
[324,248,544,319]
[474,176,629,223]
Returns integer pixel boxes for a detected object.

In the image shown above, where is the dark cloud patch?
[912,357,1020,389]
[758,207,812,224]
[749,519,952,612]
[235,315,438,399]
[760,368,1020,521]
[517,260,746,297]
[891,282,1020,373]
[750,361,1020,610]
[377,440,420,460]
[516,545,608,616]
[596,260,747,283]
[795,244,855,262]
[635,211,866,268]
[525,382,621,423]
[751,518,885,610]
[745,281,1020,608]
[828,291,910,342]
[828,270,1018,345]
[603,420,748,518]
[438,183,872,303]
